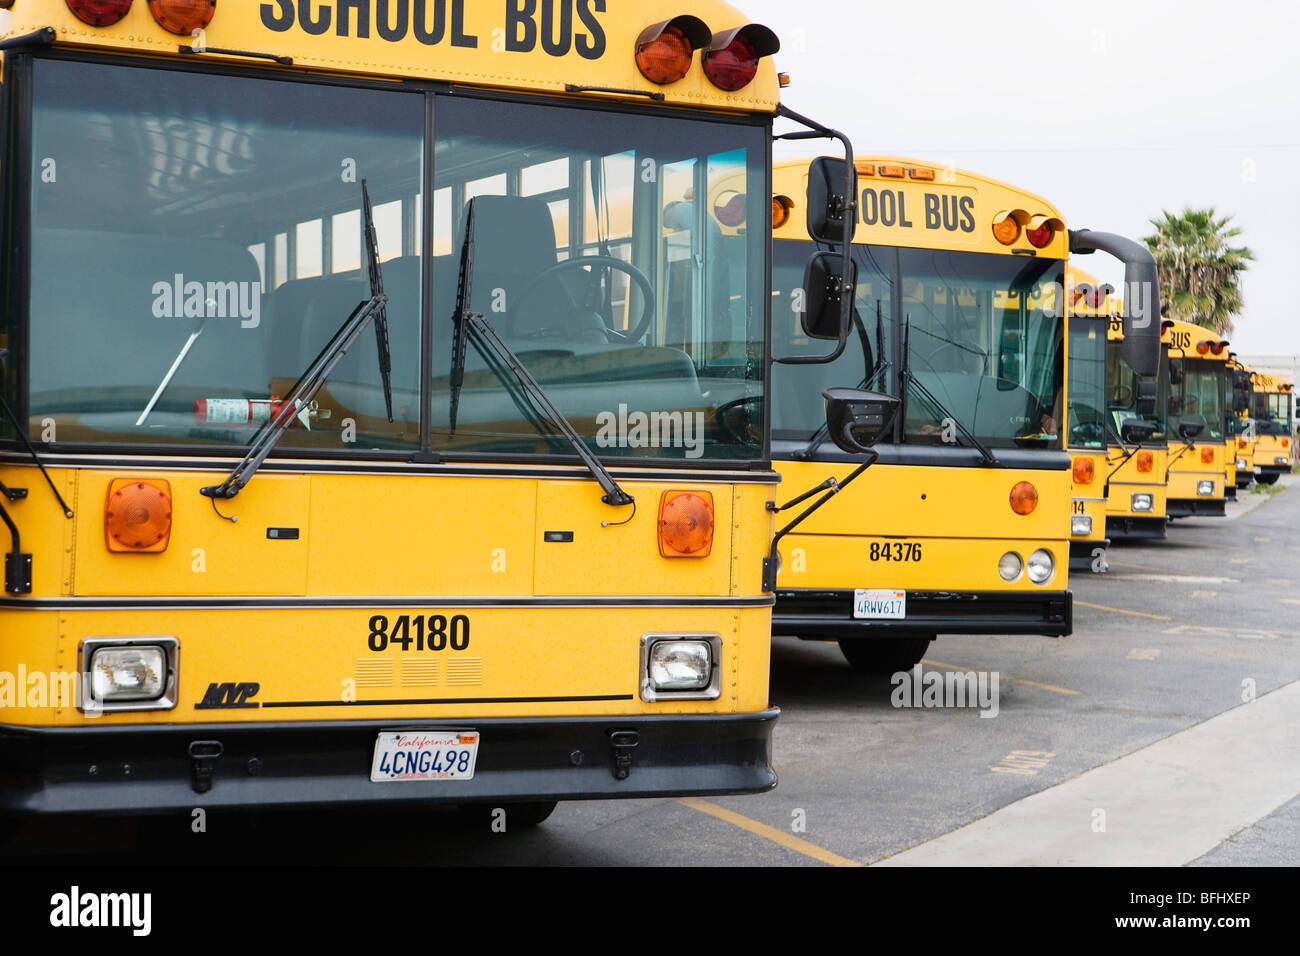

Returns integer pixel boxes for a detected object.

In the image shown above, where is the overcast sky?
[747,0,1300,357]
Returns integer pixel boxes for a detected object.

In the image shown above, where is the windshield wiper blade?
[364,179,394,423]
[201,180,389,502]
[0,351,73,518]
[447,199,633,509]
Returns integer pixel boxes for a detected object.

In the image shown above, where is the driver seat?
[464,195,591,341]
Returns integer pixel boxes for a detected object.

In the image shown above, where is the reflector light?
[778,72,791,88]
[105,479,173,553]
[1238,438,1249,448]
[1284,438,1292,449]
[1136,451,1154,472]
[1026,216,1055,248]
[714,191,746,228]
[148,0,215,35]
[878,165,906,178]
[857,164,876,176]
[658,491,714,557]
[1201,447,1215,464]
[67,0,133,25]
[1196,341,1211,355]
[1072,458,1094,484]
[1009,481,1038,516]
[772,195,793,228]
[909,167,936,181]
[1210,342,1226,355]
[702,24,778,92]
[992,211,1021,245]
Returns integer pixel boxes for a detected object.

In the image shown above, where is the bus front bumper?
[1166,498,1227,518]
[1069,538,1111,570]
[0,711,778,816]
[1106,515,1168,539]
[773,589,1072,639]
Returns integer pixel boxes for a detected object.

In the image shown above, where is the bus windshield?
[1253,392,1293,435]
[1170,359,1226,441]
[1107,340,1166,442]
[771,241,1065,449]
[1067,319,1108,449]
[17,58,767,463]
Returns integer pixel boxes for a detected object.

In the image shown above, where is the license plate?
[853,588,906,620]
[370,731,479,783]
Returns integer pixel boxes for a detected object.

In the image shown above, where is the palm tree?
[1143,209,1253,335]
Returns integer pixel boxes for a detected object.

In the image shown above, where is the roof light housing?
[635,16,711,85]
[702,24,779,91]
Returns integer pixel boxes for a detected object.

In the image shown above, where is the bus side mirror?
[1120,418,1156,444]
[1179,418,1204,440]
[1168,358,1184,386]
[801,252,857,340]
[806,156,857,245]
[1234,389,1249,414]
[823,387,898,453]
[1136,379,1157,417]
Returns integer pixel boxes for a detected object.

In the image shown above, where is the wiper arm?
[201,180,391,502]
[0,351,73,518]
[899,318,998,466]
[137,313,211,427]
[448,199,633,509]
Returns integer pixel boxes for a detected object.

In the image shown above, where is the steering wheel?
[1109,383,1133,406]
[511,256,655,343]
[715,396,764,446]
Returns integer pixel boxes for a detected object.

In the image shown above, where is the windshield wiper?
[900,317,999,466]
[447,200,633,509]
[137,313,212,427]
[201,180,393,503]
[0,351,74,519]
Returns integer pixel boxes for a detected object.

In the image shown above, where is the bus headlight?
[1026,549,1055,584]
[1131,493,1154,512]
[1197,480,1215,496]
[997,552,1023,582]
[640,634,721,701]
[1071,515,1093,536]
[1236,458,1248,469]
[81,636,179,711]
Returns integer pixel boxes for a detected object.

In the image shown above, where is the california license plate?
[370,731,479,782]
[853,588,906,619]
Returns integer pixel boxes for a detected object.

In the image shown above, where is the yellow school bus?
[1162,319,1230,518]
[1063,266,1117,570]
[0,0,857,822]
[1102,317,1170,538]
[1230,358,1256,491]
[1249,372,1295,484]
[767,156,1158,670]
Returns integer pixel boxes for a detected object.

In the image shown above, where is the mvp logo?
[195,682,260,710]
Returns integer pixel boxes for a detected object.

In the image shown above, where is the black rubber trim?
[1166,498,1227,518]
[0,594,776,611]
[773,588,1072,638]
[772,440,1071,471]
[0,710,779,814]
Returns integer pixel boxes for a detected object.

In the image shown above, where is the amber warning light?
[659,491,714,557]
[105,479,173,553]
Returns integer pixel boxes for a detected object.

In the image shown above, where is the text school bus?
[0,0,872,822]
[1249,372,1294,485]
[766,157,1158,671]
[1161,319,1230,518]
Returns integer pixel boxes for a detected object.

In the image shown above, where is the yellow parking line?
[921,659,1081,696]
[676,797,863,867]
[1075,600,1171,621]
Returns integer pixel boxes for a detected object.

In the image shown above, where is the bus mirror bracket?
[1069,229,1161,378]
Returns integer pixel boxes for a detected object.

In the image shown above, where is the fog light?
[1071,514,1093,536]
[1027,549,1055,584]
[997,551,1023,582]
[1197,480,1214,496]
[649,640,711,690]
[91,645,166,701]
[1131,493,1154,512]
